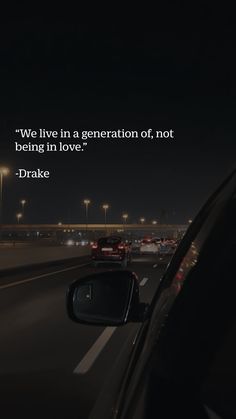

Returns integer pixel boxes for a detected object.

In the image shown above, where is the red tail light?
[118,244,125,250]
[92,243,98,249]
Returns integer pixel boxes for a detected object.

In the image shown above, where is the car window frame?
[117,169,236,419]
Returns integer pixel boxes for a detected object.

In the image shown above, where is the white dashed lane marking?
[73,327,117,374]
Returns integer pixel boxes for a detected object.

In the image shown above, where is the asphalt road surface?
[0,253,170,418]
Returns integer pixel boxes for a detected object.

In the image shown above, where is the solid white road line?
[139,277,149,286]
[0,262,90,291]
[73,327,117,374]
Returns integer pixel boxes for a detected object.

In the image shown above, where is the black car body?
[67,169,236,419]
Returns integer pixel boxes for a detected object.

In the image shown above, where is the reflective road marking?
[0,262,89,291]
[73,327,117,374]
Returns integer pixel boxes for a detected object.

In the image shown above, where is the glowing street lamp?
[122,213,128,223]
[122,213,128,231]
[102,204,109,231]
[83,199,91,235]
[16,212,23,224]
[152,220,157,225]
[20,199,27,218]
[140,217,145,224]
[0,166,10,224]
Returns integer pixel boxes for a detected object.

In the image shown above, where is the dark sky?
[1,12,235,224]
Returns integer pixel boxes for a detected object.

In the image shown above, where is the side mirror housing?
[67,270,148,326]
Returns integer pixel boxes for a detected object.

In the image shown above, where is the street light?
[0,166,10,224]
[122,213,128,229]
[102,204,109,232]
[140,217,145,224]
[20,199,26,218]
[152,220,157,225]
[16,212,23,224]
[83,199,91,236]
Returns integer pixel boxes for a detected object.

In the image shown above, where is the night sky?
[1,12,235,225]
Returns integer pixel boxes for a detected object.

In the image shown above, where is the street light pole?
[20,199,26,219]
[16,212,23,224]
[83,199,91,238]
[0,173,2,224]
[102,204,109,234]
[122,213,128,229]
[0,167,10,225]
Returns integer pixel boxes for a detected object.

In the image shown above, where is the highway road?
[0,253,170,418]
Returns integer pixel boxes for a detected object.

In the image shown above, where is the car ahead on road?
[91,236,131,268]
[139,238,160,254]
[67,169,236,419]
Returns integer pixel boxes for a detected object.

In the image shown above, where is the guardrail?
[0,223,187,232]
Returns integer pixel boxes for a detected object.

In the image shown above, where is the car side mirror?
[66,270,149,326]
